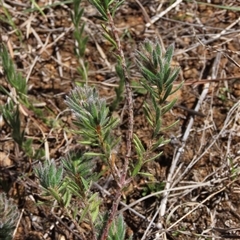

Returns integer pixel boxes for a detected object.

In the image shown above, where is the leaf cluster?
[135,41,182,104]
[1,102,25,147]
[0,45,29,148]
[0,193,19,240]
[62,152,98,195]
[0,45,51,159]
[35,159,64,190]
[71,0,89,82]
[108,214,132,240]
[0,45,27,103]
[129,40,182,177]
[135,40,183,137]
[35,152,101,225]
[65,86,120,152]
[88,0,124,21]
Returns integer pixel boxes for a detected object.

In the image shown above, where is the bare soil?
[1,0,240,239]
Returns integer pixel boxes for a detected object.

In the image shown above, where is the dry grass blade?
[146,0,183,27]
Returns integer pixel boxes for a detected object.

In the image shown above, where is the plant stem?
[100,189,122,240]
[99,10,134,240]
[107,10,133,178]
